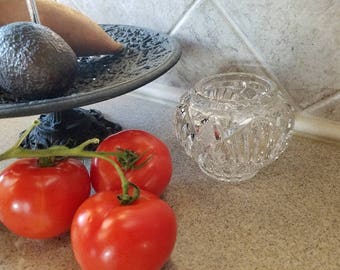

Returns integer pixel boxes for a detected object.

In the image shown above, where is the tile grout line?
[304,90,340,112]
[211,0,300,110]
[168,0,206,35]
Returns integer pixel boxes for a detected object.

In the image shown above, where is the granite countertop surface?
[0,93,339,270]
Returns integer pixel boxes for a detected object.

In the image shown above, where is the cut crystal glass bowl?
[174,73,295,182]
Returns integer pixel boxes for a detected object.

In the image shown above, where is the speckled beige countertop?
[0,93,339,270]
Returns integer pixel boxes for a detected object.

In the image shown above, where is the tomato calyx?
[117,181,140,205]
[38,156,57,167]
[0,120,141,205]
[116,147,152,172]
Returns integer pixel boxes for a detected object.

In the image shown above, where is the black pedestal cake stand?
[0,25,181,149]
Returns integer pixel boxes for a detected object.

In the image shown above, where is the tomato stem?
[38,156,56,167]
[0,120,140,205]
[91,154,139,205]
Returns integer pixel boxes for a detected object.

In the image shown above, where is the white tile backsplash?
[215,0,340,109]
[57,0,195,33]
[56,0,340,123]
[156,0,268,88]
[305,92,340,122]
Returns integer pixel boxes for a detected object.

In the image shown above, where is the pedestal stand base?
[21,108,122,150]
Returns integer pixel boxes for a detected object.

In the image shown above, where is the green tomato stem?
[38,156,56,167]
[0,120,140,205]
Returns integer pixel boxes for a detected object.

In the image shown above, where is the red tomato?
[0,158,91,239]
[71,190,177,270]
[90,130,172,196]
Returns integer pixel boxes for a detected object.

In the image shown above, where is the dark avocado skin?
[0,22,77,100]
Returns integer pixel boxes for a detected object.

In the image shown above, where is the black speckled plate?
[0,24,181,118]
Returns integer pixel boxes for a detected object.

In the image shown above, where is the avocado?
[0,22,77,100]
